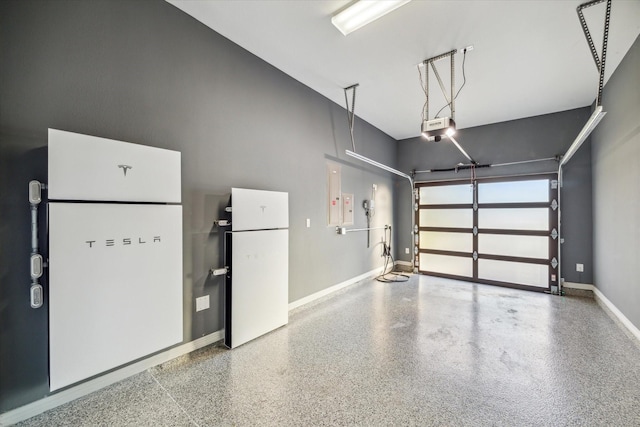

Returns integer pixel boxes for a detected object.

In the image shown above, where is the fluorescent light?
[332,0,412,36]
[560,106,606,167]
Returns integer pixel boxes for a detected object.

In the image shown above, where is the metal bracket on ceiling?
[343,84,359,152]
[420,49,457,122]
[577,0,611,106]
[419,49,479,165]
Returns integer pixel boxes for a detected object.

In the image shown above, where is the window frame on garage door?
[414,173,559,292]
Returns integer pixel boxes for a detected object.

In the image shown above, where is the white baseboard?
[562,282,595,291]
[395,260,412,268]
[288,266,384,311]
[0,331,223,426]
[592,287,640,343]
[562,282,639,342]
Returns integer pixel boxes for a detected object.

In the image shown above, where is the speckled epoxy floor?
[17,275,640,426]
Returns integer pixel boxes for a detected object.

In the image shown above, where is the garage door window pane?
[478,179,549,203]
[479,208,548,231]
[479,234,549,259]
[420,209,473,228]
[420,253,473,277]
[420,184,473,205]
[478,259,548,287]
[419,231,472,252]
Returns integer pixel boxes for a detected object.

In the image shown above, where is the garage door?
[415,174,559,291]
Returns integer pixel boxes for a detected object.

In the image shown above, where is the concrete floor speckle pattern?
[17,276,640,426]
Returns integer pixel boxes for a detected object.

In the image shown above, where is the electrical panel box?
[342,193,354,225]
[327,163,342,226]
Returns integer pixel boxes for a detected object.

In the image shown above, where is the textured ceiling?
[167,0,640,140]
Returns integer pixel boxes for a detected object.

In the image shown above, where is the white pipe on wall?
[345,150,415,270]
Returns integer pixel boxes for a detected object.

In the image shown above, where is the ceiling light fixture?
[331,0,412,36]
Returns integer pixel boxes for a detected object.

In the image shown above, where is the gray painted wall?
[0,0,397,412]
[3,0,631,415]
[591,35,640,329]
[395,108,595,285]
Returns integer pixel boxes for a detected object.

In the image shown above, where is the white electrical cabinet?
[47,129,183,391]
[231,188,289,232]
[48,129,181,203]
[225,188,289,348]
[48,203,183,390]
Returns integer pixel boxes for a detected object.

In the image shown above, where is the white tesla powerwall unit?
[47,129,183,391]
[225,188,289,348]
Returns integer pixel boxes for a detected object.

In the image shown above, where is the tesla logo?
[118,164,132,176]
[86,236,161,248]
[260,205,267,213]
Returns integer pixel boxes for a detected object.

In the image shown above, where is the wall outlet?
[196,295,210,312]
[405,248,410,254]
[576,263,584,272]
